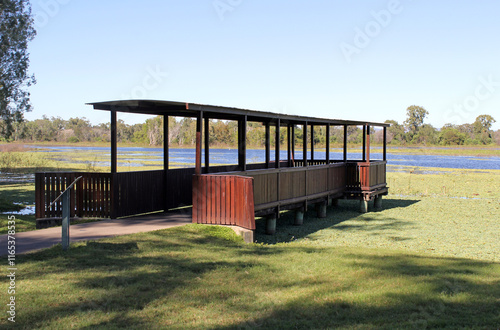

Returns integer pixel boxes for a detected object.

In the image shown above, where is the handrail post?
[61,189,70,251]
[46,176,82,251]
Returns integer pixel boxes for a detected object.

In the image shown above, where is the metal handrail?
[46,176,82,211]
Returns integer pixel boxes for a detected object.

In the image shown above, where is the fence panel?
[193,174,255,230]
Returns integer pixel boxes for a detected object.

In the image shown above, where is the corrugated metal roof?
[88,99,390,127]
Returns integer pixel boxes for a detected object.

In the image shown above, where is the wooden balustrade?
[345,160,387,192]
[192,174,255,230]
[35,172,112,219]
[112,170,165,218]
[36,160,387,227]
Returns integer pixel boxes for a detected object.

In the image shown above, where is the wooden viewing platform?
[35,100,389,234]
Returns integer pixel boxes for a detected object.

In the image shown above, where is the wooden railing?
[224,162,346,212]
[35,172,112,219]
[192,175,255,230]
[345,161,387,191]
[36,161,387,225]
[293,159,330,167]
[369,161,387,188]
[35,171,166,220]
[112,170,165,218]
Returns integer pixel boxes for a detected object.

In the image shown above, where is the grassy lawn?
[2,225,498,328]
[1,144,499,328]
[1,170,499,328]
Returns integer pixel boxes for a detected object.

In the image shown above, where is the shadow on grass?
[0,182,35,205]
[9,224,500,328]
[13,226,259,328]
[254,198,420,244]
[213,253,500,329]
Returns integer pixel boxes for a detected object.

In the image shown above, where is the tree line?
[0,106,498,147]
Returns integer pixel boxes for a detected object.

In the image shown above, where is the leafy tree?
[67,117,92,142]
[411,124,437,145]
[493,129,500,146]
[0,0,36,139]
[176,117,196,146]
[384,120,405,144]
[403,105,429,141]
[439,127,466,146]
[246,122,265,147]
[472,114,496,144]
[330,126,343,144]
[142,116,163,146]
[473,114,496,133]
[457,123,474,143]
[346,126,361,143]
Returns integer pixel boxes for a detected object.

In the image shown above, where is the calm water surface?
[31,145,500,170]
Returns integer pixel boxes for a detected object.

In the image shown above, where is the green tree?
[473,114,496,144]
[385,120,405,144]
[457,123,474,143]
[412,124,437,145]
[0,0,36,139]
[493,129,500,146]
[439,127,466,146]
[177,117,196,146]
[67,117,92,142]
[403,105,429,142]
[346,126,362,144]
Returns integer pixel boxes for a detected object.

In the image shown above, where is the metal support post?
[61,189,70,251]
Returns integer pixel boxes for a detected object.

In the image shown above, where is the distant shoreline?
[1,141,499,157]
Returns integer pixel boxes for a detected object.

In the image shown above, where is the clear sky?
[26,0,500,129]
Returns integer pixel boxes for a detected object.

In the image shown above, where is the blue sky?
[26,0,500,129]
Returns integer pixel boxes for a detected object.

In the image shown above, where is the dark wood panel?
[192,174,255,230]
[113,170,164,218]
[307,168,328,195]
[279,171,305,200]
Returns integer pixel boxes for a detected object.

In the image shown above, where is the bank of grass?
[0,151,88,173]
[387,166,500,199]
[386,145,500,157]
[0,181,35,233]
[3,225,499,328]
[255,167,500,262]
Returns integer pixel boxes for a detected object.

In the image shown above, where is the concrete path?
[0,211,191,256]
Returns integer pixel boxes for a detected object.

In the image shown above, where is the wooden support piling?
[266,215,276,235]
[317,200,327,218]
[294,208,304,226]
[374,195,383,209]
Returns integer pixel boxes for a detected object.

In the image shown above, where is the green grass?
[3,225,499,329]
[0,181,35,232]
[386,145,500,157]
[257,197,500,262]
[0,151,87,173]
[1,145,499,327]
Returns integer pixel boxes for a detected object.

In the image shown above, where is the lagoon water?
[31,145,500,171]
